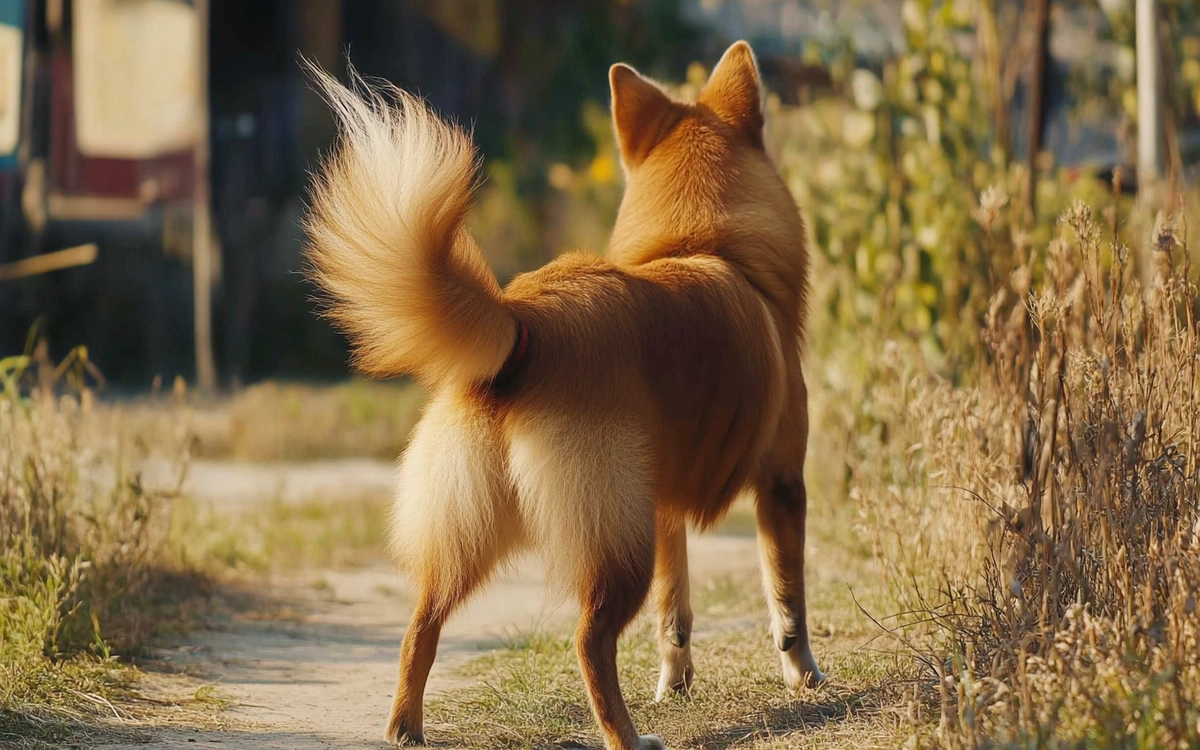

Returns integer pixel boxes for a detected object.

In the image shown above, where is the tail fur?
[303,63,516,386]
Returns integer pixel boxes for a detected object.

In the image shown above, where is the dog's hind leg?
[387,557,517,744]
[384,394,519,745]
[754,469,825,690]
[385,510,517,747]
[576,549,664,750]
[386,593,451,745]
[509,412,662,749]
[755,366,825,692]
[652,518,694,700]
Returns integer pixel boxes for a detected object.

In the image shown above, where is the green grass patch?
[248,492,390,571]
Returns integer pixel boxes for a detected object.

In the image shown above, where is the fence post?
[1135,0,1163,196]
[192,0,216,391]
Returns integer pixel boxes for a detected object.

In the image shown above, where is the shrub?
[0,354,202,743]
[853,191,1200,747]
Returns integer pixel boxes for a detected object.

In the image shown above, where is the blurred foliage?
[773,0,1122,370]
[461,0,706,269]
[472,0,1200,374]
[21,0,1199,388]
[1088,0,1200,166]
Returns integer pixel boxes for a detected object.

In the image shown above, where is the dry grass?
[98,378,424,463]
[850,190,1200,747]
[180,491,392,573]
[424,491,913,749]
[0,360,229,746]
[428,622,911,750]
[0,343,416,745]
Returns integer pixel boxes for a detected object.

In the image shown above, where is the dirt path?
[109,461,775,749]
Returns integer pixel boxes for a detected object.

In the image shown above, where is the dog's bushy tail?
[303,64,516,387]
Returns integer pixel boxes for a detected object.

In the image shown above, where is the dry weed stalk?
[855,189,1200,747]
[1,352,203,742]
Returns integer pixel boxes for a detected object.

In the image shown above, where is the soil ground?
[104,460,872,749]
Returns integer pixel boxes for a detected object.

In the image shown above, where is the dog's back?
[489,43,809,534]
[496,253,786,530]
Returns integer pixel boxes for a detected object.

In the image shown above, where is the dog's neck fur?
[605,46,808,343]
[609,222,806,343]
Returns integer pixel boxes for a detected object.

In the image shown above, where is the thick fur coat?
[304,41,824,750]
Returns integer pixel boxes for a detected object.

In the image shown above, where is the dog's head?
[607,42,806,309]
[610,41,764,172]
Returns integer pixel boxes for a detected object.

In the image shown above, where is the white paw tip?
[785,669,827,692]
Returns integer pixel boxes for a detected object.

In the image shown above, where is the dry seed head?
[1152,211,1178,254]
[1045,237,1074,289]
[1011,227,1031,256]
[1063,199,1092,229]
[1009,265,1032,297]
[976,185,1010,232]
[882,339,902,370]
[1062,200,1103,247]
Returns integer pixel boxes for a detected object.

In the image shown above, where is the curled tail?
[303,63,516,387]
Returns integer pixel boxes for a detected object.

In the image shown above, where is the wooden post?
[1024,0,1050,221]
[192,0,216,391]
[1136,0,1163,197]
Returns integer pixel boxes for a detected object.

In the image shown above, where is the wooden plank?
[0,243,97,280]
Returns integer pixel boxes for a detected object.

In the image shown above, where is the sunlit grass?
[96,378,425,463]
[427,478,908,749]
[177,491,392,573]
[0,388,227,746]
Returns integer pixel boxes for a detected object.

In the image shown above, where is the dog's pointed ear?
[610,63,679,170]
[699,41,763,143]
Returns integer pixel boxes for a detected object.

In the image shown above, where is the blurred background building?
[0,0,1196,390]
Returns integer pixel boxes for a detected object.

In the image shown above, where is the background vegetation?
[0,353,216,746]
[3,0,1200,746]
[792,1,1200,745]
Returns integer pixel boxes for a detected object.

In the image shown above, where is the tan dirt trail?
[106,460,814,749]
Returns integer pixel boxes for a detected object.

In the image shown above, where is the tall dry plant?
[854,191,1200,747]
[1,354,202,740]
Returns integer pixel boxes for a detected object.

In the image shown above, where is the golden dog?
[304,40,823,750]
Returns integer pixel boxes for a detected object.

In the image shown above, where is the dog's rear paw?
[385,715,425,746]
[637,734,666,750]
[781,645,826,691]
[654,646,695,701]
[792,666,827,689]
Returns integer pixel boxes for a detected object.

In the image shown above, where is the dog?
[303,40,824,750]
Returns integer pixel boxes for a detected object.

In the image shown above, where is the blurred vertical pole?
[977,0,1008,159]
[192,0,216,391]
[1136,0,1163,199]
[1024,0,1050,221]
[297,0,342,157]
